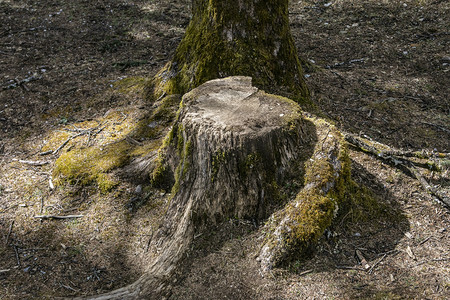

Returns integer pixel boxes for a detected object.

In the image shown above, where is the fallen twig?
[335,265,365,271]
[344,133,450,208]
[39,150,53,156]
[2,73,41,91]
[419,236,432,245]
[325,58,367,69]
[52,123,107,154]
[13,245,20,266]
[40,196,44,214]
[298,269,313,276]
[34,214,84,220]
[368,253,387,274]
[0,269,11,274]
[421,122,450,134]
[356,249,370,270]
[18,159,49,166]
[60,283,79,292]
[408,166,450,208]
[53,132,85,155]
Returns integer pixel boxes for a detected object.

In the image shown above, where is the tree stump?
[80,77,350,299]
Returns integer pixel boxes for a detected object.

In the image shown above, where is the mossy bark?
[80,77,317,299]
[258,122,352,270]
[152,0,310,106]
[77,76,366,300]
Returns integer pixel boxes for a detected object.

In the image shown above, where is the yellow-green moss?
[262,122,353,263]
[171,135,193,196]
[211,149,228,182]
[262,120,400,266]
[132,94,181,140]
[53,141,131,193]
[112,76,147,95]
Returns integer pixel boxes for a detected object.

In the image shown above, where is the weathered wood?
[79,76,317,299]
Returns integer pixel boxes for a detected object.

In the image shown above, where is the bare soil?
[1,0,449,299]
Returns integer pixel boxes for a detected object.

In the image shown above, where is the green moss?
[286,192,335,248]
[151,142,170,188]
[211,149,228,182]
[53,141,131,193]
[171,133,193,196]
[112,76,147,94]
[133,94,181,140]
[238,152,261,179]
[151,122,193,194]
[262,124,356,264]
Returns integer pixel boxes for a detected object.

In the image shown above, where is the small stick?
[40,197,44,214]
[34,215,84,220]
[368,253,387,274]
[53,132,85,155]
[18,160,49,166]
[146,230,154,252]
[13,245,20,266]
[298,269,313,276]
[60,283,78,292]
[39,150,53,156]
[94,125,106,135]
[335,265,364,271]
[0,269,11,274]
[5,220,14,245]
[419,236,431,245]
[356,249,370,270]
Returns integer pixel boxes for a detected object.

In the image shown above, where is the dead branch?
[344,133,449,160]
[335,265,365,271]
[368,253,387,274]
[344,133,450,208]
[52,132,85,155]
[52,123,107,154]
[408,166,450,208]
[0,269,11,274]
[298,269,313,276]
[2,74,41,91]
[34,215,84,220]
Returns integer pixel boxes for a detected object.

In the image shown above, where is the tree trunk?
[79,77,349,299]
[152,0,310,106]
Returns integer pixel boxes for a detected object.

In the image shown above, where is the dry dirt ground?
[1,0,449,299]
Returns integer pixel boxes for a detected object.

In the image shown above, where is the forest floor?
[0,0,449,299]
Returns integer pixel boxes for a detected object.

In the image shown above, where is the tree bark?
[152,0,310,106]
[78,76,322,299]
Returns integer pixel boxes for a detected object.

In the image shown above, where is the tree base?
[79,77,353,299]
